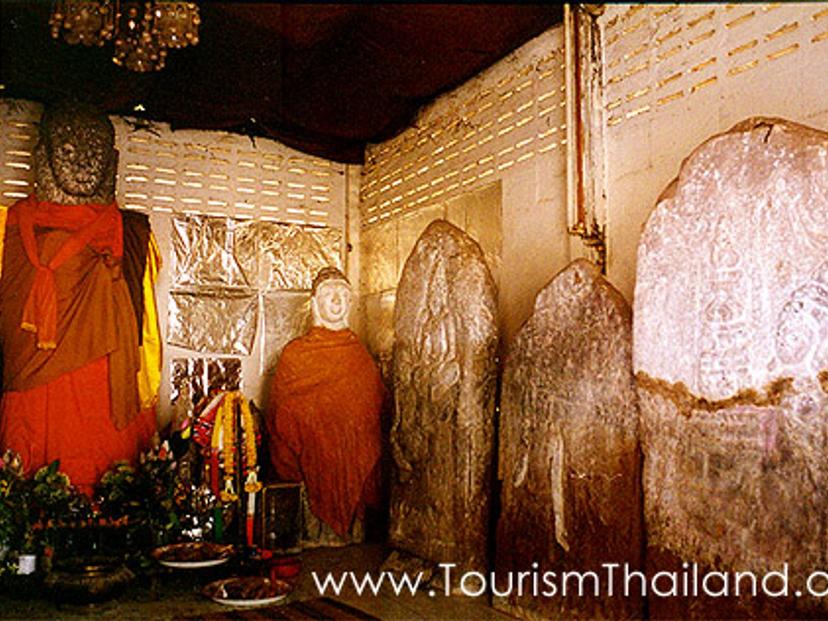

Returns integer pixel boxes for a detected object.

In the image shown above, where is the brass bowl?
[45,556,134,604]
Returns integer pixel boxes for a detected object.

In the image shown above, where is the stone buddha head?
[311,267,351,331]
[34,101,118,205]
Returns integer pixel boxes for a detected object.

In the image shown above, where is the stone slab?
[389,219,498,577]
[634,118,828,595]
[495,259,642,620]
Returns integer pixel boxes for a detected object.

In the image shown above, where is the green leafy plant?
[0,438,218,576]
[0,449,27,575]
[29,460,88,563]
[0,449,24,549]
[96,441,183,548]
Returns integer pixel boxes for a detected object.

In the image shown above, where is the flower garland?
[203,391,263,545]
[222,395,236,501]
[207,392,261,506]
[240,397,261,494]
[211,395,238,503]
[194,392,225,495]
[238,395,261,546]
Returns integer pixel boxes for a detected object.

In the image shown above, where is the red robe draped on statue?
[267,326,384,537]
[0,195,155,494]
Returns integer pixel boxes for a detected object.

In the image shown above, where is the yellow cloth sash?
[137,232,162,409]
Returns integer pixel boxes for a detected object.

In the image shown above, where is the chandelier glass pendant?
[49,1,200,72]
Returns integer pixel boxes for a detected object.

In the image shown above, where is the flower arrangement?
[31,461,79,520]
[0,452,92,575]
[0,449,26,575]
[95,440,218,552]
[0,412,263,579]
[29,460,90,564]
[0,435,229,578]
[96,441,182,548]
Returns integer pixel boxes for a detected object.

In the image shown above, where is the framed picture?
[259,482,302,553]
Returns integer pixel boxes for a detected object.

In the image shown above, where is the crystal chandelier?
[49,1,200,72]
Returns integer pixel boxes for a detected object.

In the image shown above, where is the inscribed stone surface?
[495,259,642,620]
[634,117,828,581]
[396,206,445,280]
[390,219,498,575]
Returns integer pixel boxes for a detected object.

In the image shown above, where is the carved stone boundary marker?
[387,219,498,581]
[495,259,642,620]
[635,118,828,616]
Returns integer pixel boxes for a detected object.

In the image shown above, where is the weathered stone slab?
[495,259,642,620]
[389,219,498,578]
[634,118,828,590]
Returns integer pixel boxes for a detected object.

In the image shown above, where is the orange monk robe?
[268,327,385,537]
[0,196,155,494]
[0,358,155,495]
[0,205,7,279]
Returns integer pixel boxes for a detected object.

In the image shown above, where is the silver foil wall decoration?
[259,222,342,291]
[172,216,258,289]
[170,357,242,412]
[168,288,258,355]
[262,292,311,374]
[167,216,342,355]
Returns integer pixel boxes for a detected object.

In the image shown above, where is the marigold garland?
[240,398,262,494]
[222,396,235,481]
[211,394,238,503]
[205,391,261,506]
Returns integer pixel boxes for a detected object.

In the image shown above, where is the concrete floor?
[0,544,514,621]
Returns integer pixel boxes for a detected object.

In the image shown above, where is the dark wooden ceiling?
[0,3,563,163]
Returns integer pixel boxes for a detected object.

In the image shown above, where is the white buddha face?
[312,278,351,330]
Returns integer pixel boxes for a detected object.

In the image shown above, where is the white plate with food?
[151,542,234,569]
[203,576,291,607]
